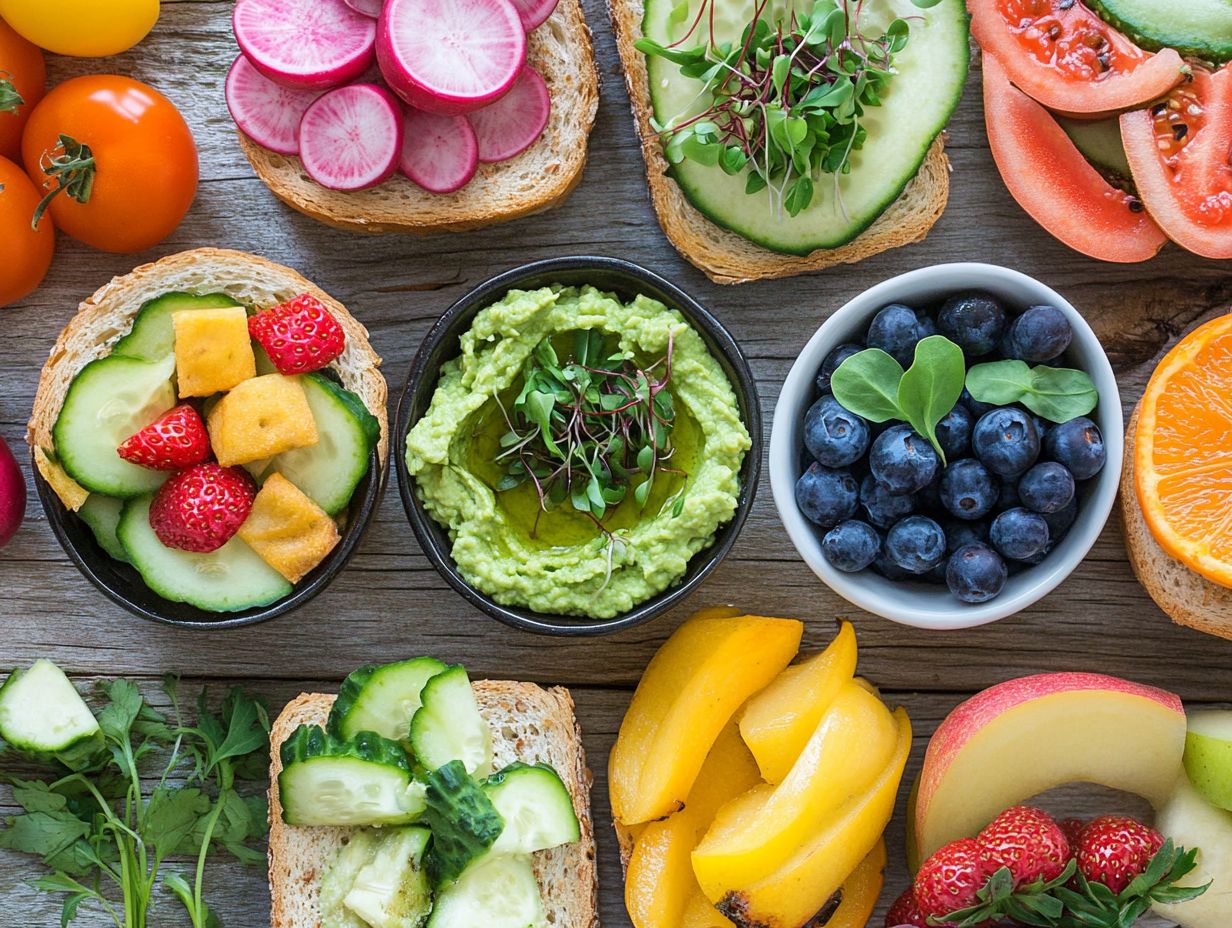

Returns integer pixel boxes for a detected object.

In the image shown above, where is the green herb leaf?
[897,336,965,462]
[965,360,1099,423]
[830,349,905,422]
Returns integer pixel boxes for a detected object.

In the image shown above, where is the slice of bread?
[607,0,951,284]
[28,247,389,510]
[268,681,598,928]
[1122,406,1232,640]
[238,0,600,235]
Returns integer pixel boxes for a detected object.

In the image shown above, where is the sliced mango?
[609,614,802,825]
[683,889,737,928]
[738,620,858,783]
[827,840,887,928]
[693,682,899,895]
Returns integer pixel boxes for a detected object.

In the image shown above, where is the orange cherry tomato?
[0,154,53,307]
[0,16,45,161]
[21,75,197,253]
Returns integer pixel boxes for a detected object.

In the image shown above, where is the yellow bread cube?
[238,473,339,583]
[207,374,318,466]
[172,306,257,397]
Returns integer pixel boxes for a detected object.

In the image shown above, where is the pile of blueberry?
[795,292,1107,604]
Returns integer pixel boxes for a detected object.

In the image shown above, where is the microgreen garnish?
[32,134,96,230]
[0,73,23,116]
[965,360,1098,423]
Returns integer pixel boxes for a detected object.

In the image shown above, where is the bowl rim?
[394,255,763,637]
[769,262,1124,630]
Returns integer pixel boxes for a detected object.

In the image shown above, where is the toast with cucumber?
[268,659,597,928]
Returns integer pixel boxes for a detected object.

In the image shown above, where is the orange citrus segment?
[1136,314,1232,587]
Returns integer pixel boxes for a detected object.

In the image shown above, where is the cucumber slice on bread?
[0,659,103,770]
[113,292,244,362]
[426,853,546,928]
[320,831,380,928]
[410,665,493,778]
[328,657,447,746]
[343,826,432,928]
[484,762,581,855]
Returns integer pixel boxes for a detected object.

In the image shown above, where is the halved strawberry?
[148,463,256,553]
[118,404,210,471]
[248,293,345,375]
[977,805,1071,887]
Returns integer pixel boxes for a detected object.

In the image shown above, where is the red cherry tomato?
[0,16,45,161]
[0,154,53,307]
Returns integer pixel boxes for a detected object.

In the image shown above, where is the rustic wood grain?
[2,0,1231,925]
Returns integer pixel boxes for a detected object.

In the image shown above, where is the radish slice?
[467,66,551,163]
[233,0,376,91]
[509,0,558,31]
[399,109,479,193]
[377,0,526,116]
[344,0,382,17]
[299,84,403,190]
[225,56,321,155]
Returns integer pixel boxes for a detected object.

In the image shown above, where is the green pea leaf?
[830,349,905,423]
[771,54,791,98]
[784,175,814,216]
[897,336,965,463]
[965,360,1099,423]
[964,359,1033,406]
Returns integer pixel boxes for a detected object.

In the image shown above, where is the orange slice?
[1136,314,1232,587]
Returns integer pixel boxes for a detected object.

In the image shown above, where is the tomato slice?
[983,53,1166,262]
[969,0,1185,113]
[1122,67,1232,258]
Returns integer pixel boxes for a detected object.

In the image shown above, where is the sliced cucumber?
[643,0,969,254]
[409,665,493,778]
[321,832,380,928]
[344,826,432,928]
[117,495,293,612]
[0,659,103,770]
[279,725,426,827]
[77,494,129,563]
[423,759,505,886]
[1092,0,1232,61]
[1057,116,1132,179]
[484,763,581,856]
[112,292,244,362]
[268,373,379,514]
[427,854,546,928]
[328,658,448,746]
[52,355,176,497]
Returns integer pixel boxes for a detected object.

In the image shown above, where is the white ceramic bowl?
[770,263,1123,630]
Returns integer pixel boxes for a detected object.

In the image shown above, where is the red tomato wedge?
[1122,67,1232,259]
[969,0,1185,114]
[984,54,1166,263]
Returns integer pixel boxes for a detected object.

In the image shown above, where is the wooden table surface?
[3,1,1229,925]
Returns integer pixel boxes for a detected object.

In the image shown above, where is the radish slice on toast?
[400,110,479,193]
[299,84,403,190]
[234,0,376,91]
[344,0,383,18]
[225,56,321,155]
[509,0,559,31]
[467,66,551,163]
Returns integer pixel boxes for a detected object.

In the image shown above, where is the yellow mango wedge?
[738,621,858,783]
[827,840,887,928]
[704,709,912,928]
[610,614,803,825]
[682,889,737,928]
[693,682,899,895]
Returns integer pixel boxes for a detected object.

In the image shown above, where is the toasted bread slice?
[28,248,389,510]
[607,0,952,284]
[1122,406,1232,640]
[268,681,598,928]
[238,0,599,235]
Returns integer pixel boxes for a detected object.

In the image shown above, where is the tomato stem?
[32,133,96,230]
[0,74,22,115]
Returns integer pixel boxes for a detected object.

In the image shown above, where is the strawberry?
[1074,815,1164,894]
[148,463,255,553]
[913,838,996,922]
[885,887,932,927]
[976,805,1071,887]
[118,404,210,471]
[248,293,345,375]
[1059,817,1086,854]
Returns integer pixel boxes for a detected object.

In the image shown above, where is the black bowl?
[395,256,762,636]
[35,443,384,630]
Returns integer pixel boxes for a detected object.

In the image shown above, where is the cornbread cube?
[206,374,319,467]
[238,472,339,583]
[173,306,257,397]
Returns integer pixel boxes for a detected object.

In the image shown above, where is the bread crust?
[239,0,599,235]
[28,248,389,508]
[607,0,952,284]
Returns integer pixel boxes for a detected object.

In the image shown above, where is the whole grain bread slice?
[607,0,952,284]
[239,0,599,235]
[28,247,389,510]
[268,681,598,928]
[1121,406,1232,640]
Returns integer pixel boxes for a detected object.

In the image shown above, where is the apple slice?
[1185,711,1232,812]
[910,672,1186,868]
[1154,775,1232,928]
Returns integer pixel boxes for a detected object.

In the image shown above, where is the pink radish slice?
[233,0,376,90]
[509,0,558,31]
[344,0,383,18]
[299,84,403,190]
[377,0,527,116]
[225,56,321,155]
[467,66,551,163]
[399,109,479,193]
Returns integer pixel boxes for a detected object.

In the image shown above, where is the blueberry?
[940,459,998,521]
[946,543,1009,603]
[995,476,1021,513]
[990,507,1050,561]
[1042,496,1078,541]
[885,515,947,574]
[816,343,862,394]
[916,474,944,514]
[803,395,870,468]
[1002,305,1073,363]
[917,315,938,340]
[867,303,921,366]
[935,405,974,460]
[1017,461,1076,514]
[860,474,916,529]
[1045,417,1106,480]
[869,424,939,495]
[937,292,1008,357]
[796,464,859,529]
[960,387,996,419]
[872,550,915,581]
[922,558,950,585]
[821,520,881,572]
[973,407,1040,477]
[943,517,988,552]
[1032,416,1052,447]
